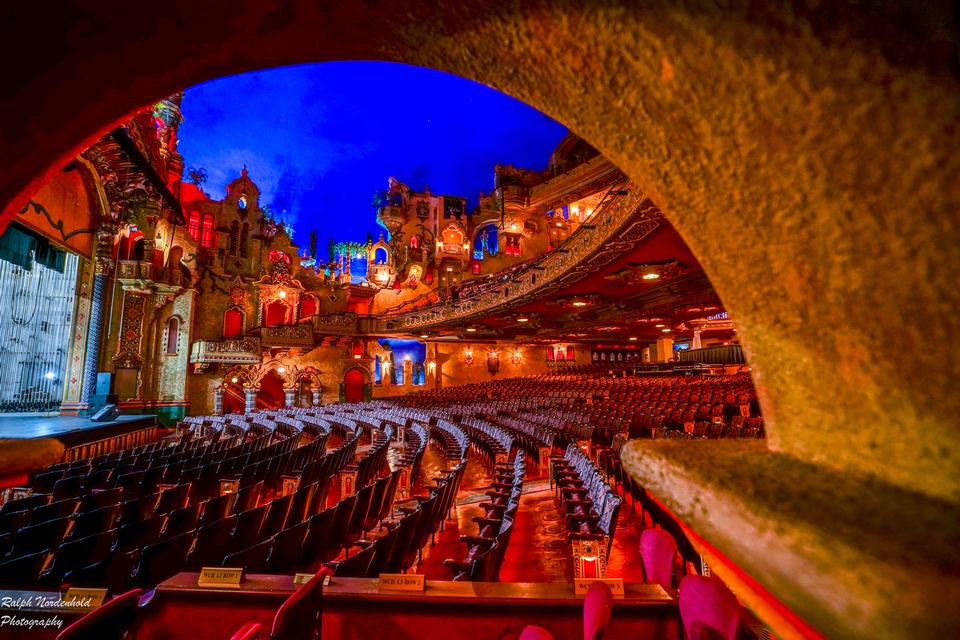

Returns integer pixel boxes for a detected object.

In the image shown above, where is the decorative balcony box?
[190,338,261,364]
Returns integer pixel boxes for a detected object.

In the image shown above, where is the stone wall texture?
[0,1,957,635]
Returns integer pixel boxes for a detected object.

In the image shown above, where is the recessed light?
[517,317,529,323]
[629,337,638,341]
[642,273,660,280]
[572,301,588,307]
[655,323,665,328]
[420,334,429,338]
[466,327,477,332]
[661,328,672,333]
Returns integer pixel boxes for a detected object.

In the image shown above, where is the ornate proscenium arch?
[0,3,957,638]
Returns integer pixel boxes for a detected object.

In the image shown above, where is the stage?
[0,413,157,443]
[0,414,162,483]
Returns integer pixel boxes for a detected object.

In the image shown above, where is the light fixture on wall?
[353,354,361,360]
[231,377,238,383]
[278,289,287,298]
[464,346,474,365]
[278,366,286,374]
[511,347,522,365]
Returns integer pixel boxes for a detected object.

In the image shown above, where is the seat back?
[269,566,333,640]
[640,527,680,590]
[583,581,614,640]
[678,575,743,640]
[55,588,143,640]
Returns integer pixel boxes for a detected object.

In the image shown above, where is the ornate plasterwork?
[377,186,663,331]
[113,291,146,368]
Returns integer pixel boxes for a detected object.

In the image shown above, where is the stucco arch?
[3,2,955,500]
[0,5,958,635]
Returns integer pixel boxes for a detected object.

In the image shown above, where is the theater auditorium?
[0,3,957,640]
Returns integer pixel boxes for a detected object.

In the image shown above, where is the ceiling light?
[466,327,477,332]
[278,289,287,298]
[642,273,660,280]
[572,301,588,307]
[517,317,529,323]
[278,366,286,373]
[661,328,672,333]
[231,377,238,383]
[628,337,638,341]
[655,323,665,328]
[420,334,429,338]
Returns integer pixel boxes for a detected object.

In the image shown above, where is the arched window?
[300,296,317,318]
[131,236,145,261]
[409,235,420,250]
[187,211,201,241]
[223,308,243,338]
[165,317,180,354]
[374,247,388,265]
[473,223,498,260]
[240,223,249,257]
[228,221,239,255]
[265,300,287,327]
[201,213,215,248]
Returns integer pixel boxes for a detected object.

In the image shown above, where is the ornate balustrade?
[375,185,661,331]
[116,259,154,280]
[189,337,261,364]
[261,323,314,348]
[311,312,359,335]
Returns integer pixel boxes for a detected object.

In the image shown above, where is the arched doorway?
[221,379,245,415]
[256,368,285,410]
[342,368,365,404]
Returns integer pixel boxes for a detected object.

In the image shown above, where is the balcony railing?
[261,323,314,348]
[116,260,154,280]
[190,338,261,364]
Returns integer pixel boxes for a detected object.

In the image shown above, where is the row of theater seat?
[443,452,524,581]
[552,445,623,562]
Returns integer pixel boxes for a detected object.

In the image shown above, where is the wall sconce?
[354,354,362,360]
[427,360,436,375]
[278,366,286,374]
[487,350,500,374]
[278,289,287,298]
[464,346,474,365]
[511,347,522,366]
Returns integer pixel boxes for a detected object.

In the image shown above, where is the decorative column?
[311,389,321,406]
[243,387,257,413]
[283,387,295,408]
[80,248,114,407]
[213,387,224,415]
[692,328,703,350]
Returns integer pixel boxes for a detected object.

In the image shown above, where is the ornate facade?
[0,107,731,421]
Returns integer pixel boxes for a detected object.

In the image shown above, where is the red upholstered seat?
[640,527,681,590]
[269,566,333,640]
[518,580,613,640]
[229,620,265,640]
[679,575,744,640]
[55,588,143,640]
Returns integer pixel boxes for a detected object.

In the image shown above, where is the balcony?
[377,205,406,233]
[260,323,314,348]
[189,338,261,364]
[312,312,358,335]
[116,260,154,281]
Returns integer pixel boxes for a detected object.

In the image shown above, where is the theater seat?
[640,527,681,590]
[55,588,143,640]
[518,581,613,640]
[678,575,744,640]
[269,566,334,640]
[229,621,265,640]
